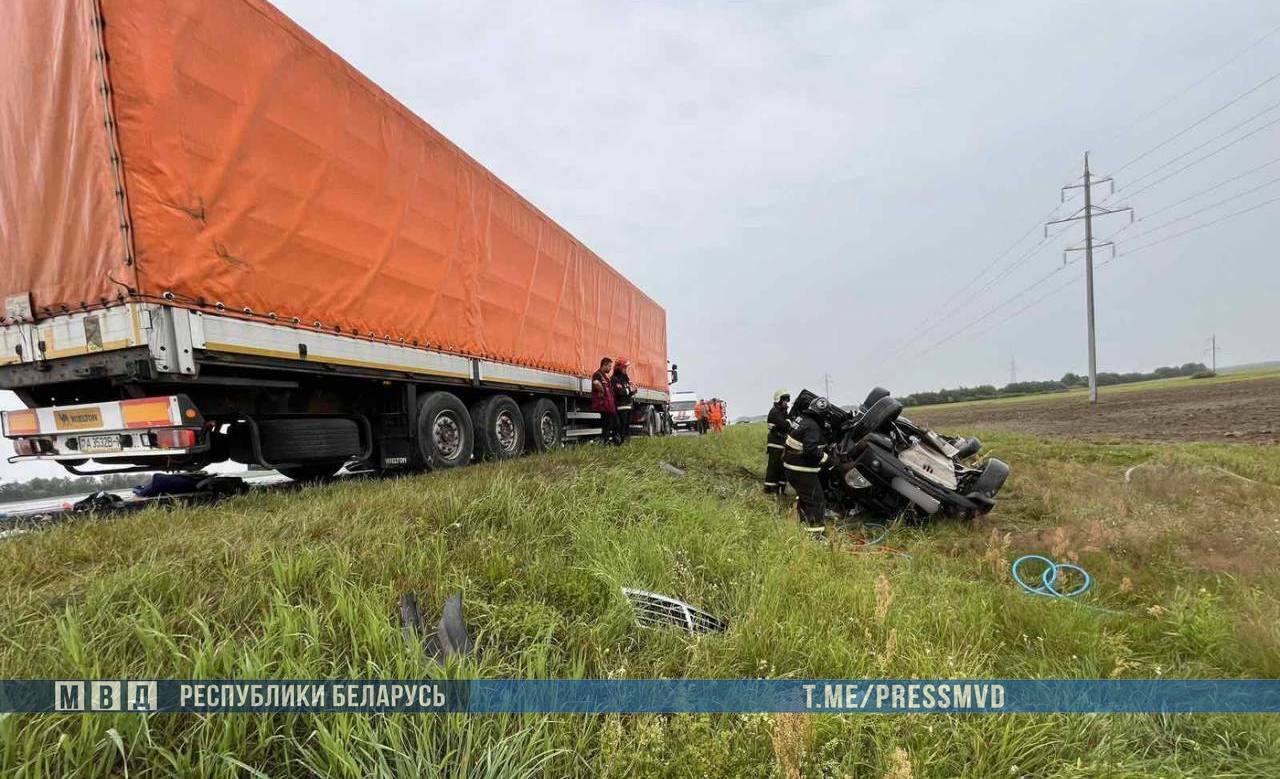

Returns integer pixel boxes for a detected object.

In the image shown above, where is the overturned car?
[790,388,1009,520]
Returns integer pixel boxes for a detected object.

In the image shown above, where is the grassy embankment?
[2,425,1279,777]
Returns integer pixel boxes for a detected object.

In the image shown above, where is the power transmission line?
[1112,68,1280,176]
[917,201,1066,323]
[1121,21,1280,131]
[909,178,1278,357]
[904,265,1066,361]
[1094,153,1280,246]
[876,30,1280,380]
[1115,96,1280,198]
[1141,153,1280,220]
[1118,192,1280,257]
[873,220,1070,367]
[1116,172,1280,245]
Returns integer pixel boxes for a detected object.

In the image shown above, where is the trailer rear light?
[13,438,51,456]
[153,428,198,449]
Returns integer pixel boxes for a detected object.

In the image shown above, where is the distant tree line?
[0,473,141,503]
[897,363,1209,407]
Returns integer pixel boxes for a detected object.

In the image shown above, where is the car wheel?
[848,397,903,441]
[862,386,891,409]
[415,391,473,469]
[470,394,525,460]
[971,458,1009,498]
[952,436,982,459]
[521,398,563,453]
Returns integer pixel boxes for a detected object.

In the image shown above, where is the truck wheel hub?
[495,411,517,451]
[433,412,462,459]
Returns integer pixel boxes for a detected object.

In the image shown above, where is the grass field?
[906,367,1280,413]
[2,425,1280,777]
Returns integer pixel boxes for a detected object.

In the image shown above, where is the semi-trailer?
[0,0,671,481]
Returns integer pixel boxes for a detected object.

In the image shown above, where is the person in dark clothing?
[784,395,831,528]
[591,357,620,444]
[764,389,791,494]
[611,357,635,442]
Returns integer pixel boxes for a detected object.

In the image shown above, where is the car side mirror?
[668,363,679,385]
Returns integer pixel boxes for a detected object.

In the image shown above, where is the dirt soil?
[907,375,1280,443]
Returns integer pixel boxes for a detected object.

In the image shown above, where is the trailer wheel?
[470,394,525,460]
[415,391,473,469]
[522,398,562,452]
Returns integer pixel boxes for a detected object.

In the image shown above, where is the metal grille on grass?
[623,588,728,634]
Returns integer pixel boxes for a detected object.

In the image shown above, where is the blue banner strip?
[2,679,1279,714]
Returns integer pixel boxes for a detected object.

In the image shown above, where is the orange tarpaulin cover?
[2,0,667,390]
[0,0,126,313]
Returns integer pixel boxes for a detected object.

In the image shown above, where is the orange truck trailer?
[0,0,671,480]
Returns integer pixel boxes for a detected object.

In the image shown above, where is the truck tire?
[415,391,473,470]
[256,418,361,464]
[522,398,562,452]
[278,463,343,483]
[470,394,525,460]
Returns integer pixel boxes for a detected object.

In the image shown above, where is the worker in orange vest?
[709,398,725,432]
[694,399,707,435]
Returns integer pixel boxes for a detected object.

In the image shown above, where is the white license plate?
[79,434,122,454]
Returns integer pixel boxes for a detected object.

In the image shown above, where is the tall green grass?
[1,427,1278,777]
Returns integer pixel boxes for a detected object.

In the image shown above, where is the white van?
[669,391,699,431]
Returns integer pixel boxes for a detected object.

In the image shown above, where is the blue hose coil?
[860,523,889,546]
[1011,554,1092,599]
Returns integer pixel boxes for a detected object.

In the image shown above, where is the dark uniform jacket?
[611,369,634,409]
[766,403,789,449]
[783,412,828,471]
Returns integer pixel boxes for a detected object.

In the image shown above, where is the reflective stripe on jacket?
[782,413,827,470]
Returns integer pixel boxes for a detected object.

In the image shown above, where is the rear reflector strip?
[122,397,175,428]
[2,409,39,436]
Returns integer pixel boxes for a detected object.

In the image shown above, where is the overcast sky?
[4,0,1279,481]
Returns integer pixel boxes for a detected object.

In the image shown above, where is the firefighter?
[611,357,635,442]
[784,395,831,528]
[591,357,619,444]
[764,389,790,494]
